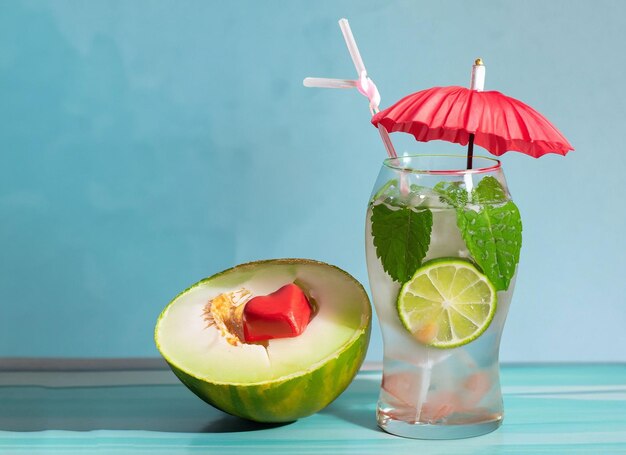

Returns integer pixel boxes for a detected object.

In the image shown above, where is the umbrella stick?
[467,59,483,170]
[467,133,475,170]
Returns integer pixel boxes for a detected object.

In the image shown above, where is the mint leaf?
[371,204,433,283]
[371,179,398,203]
[457,201,522,291]
[472,176,508,204]
[457,177,522,291]
[434,181,469,208]
[410,183,431,194]
[433,176,522,291]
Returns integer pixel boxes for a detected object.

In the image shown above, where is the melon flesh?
[155,260,370,387]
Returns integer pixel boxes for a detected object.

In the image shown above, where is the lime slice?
[397,258,497,349]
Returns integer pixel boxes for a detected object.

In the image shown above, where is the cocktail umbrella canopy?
[371,85,573,158]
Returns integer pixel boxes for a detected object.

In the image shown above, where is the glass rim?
[382,154,502,175]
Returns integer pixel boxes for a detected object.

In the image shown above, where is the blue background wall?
[1,0,624,362]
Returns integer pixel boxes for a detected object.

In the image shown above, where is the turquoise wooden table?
[0,363,625,454]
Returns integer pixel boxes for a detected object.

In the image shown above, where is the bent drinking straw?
[303,18,397,159]
[303,77,357,89]
[339,18,366,77]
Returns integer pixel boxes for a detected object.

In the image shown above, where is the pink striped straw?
[303,19,397,159]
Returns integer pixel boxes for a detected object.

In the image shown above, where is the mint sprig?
[370,204,433,283]
[471,176,508,204]
[460,177,522,291]
[434,176,522,291]
[370,176,521,290]
[434,181,469,207]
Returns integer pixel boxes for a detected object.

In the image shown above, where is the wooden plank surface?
[0,364,624,454]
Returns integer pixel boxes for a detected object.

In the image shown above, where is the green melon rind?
[168,325,369,422]
[154,258,372,422]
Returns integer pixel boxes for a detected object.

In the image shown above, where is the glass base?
[377,411,503,439]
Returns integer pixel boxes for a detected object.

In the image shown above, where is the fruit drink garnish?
[203,283,313,345]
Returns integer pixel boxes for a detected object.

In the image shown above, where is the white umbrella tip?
[470,59,486,91]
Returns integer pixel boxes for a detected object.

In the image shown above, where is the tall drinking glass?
[365,155,521,439]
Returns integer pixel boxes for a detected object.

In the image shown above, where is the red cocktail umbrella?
[371,62,573,166]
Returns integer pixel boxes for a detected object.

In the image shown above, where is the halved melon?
[154,258,371,422]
